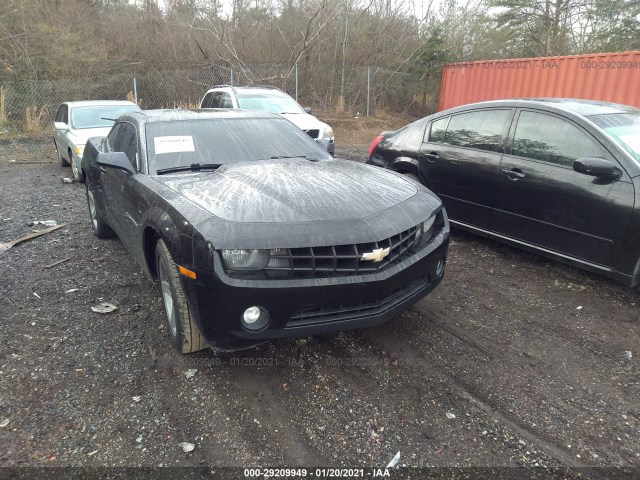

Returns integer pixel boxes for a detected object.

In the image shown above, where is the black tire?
[85,183,114,238]
[156,239,207,353]
[55,140,69,167]
[403,172,422,184]
[71,154,85,183]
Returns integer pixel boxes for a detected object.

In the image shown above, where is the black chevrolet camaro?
[369,99,640,289]
[82,109,449,352]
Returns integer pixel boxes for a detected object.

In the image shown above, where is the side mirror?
[573,157,620,179]
[96,151,135,174]
[304,107,312,114]
[54,121,69,131]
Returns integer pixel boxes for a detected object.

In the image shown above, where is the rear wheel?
[156,239,206,353]
[85,183,114,238]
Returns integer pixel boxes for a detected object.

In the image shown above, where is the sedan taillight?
[369,134,384,156]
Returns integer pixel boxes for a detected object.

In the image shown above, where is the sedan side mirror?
[97,151,135,174]
[304,107,312,114]
[573,157,620,179]
[54,121,69,131]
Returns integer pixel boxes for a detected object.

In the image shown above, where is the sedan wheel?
[71,157,85,183]
[155,239,206,353]
[55,140,69,167]
[85,183,113,238]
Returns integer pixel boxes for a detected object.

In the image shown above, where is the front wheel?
[156,239,206,353]
[71,156,85,183]
[85,183,114,238]
[55,140,69,167]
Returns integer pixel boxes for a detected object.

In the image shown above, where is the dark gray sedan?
[368,99,640,289]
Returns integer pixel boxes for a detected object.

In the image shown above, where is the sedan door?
[54,105,70,158]
[494,109,634,268]
[419,108,514,230]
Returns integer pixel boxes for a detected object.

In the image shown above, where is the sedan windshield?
[589,113,640,162]
[235,92,304,114]
[71,105,140,129]
[145,117,329,174]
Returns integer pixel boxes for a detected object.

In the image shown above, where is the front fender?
[140,205,195,280]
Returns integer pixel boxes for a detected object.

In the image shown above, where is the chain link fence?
[0,64,440,156]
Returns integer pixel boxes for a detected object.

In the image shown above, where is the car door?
[54,105,69,157]
[494,109,634,268]
[102,122,143,250]
[419,108,514,230]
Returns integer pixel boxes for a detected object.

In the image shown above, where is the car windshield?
[589,113,640,162]
[71,105,140,129]
[145,117,329,174]
[235,92,304,114]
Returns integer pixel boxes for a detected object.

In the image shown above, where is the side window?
[220,93,233,109]
[59,105,69,124]
[427,116,449,143]
[201,92,214,108]
[209,92,223,108]
[55,105,65,123]
[107,124,124,151]
[108,123,138,168]
[444,109,511,153]
[512,111,606,167]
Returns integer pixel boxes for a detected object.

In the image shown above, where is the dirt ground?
[0,137,638,477]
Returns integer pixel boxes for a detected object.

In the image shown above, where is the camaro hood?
[152,159,442,249]
[156,159,416,223]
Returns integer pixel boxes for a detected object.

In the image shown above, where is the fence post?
[230,69,234,86]
[295,63,298,102]
[133,78,138,104]
[366,66,371,117]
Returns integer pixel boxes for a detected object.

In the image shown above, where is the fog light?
[436,258,445,277]
[241,306,270,331]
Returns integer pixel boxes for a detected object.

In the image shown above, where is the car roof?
[444,98,640,117]
[205,85,288,95]
[124,108,284,123]
[64,100,139,108]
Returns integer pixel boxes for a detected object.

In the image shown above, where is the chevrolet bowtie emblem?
[361,247,390,262]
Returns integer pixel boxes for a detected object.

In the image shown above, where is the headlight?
[322,126,334,139]
[414,215,437,248]
[75,145,85,156]
[221,249,269,270]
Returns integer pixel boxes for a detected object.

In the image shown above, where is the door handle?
[424,152,439,162]
[99,166,107,173]
[501,168,525,179]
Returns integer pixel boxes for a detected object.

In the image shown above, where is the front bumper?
[316,138,335,156]
[183,227,448,350]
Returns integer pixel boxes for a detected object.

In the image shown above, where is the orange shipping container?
[438,51,640,111]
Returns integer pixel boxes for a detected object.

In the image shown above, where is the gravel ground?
[0,139,638,476]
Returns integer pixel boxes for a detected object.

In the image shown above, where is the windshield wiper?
[156,163,223,175]
[270,155,319,162]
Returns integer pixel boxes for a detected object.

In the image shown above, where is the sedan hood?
[156,159,416,223]
[280,113,328,132]
[69,127,112,145]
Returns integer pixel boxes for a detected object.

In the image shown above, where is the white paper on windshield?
[619,134,640,154]
[154,136,195,154]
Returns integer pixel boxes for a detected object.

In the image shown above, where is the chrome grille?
[264,224,421,279]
